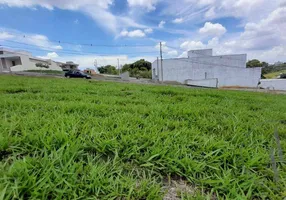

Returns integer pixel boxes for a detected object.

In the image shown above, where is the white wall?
[188,49,213,58]
[152,58,261,87]
[0,59,3,72]
[259,79,286,91]
[190,54,246,68]
[152,59,191,82]
[186,78,218,88]
[192,64,261,87]
[10,56,62,71]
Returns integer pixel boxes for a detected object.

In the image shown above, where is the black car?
[65,71,91,79]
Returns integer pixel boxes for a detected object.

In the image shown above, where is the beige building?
[83,68,97,75]
[0,48,78,72]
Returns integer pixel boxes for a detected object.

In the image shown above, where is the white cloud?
[0,32,14,40]
[127,0,159,11]
[154,41,179,57]
[0,0,146,34]
[54,45,63,50]
[180,40,206,50]
[205,7,216,19]
[38,52,59,59]
[158,21,166,28]
[155,41,168,51]
[178,37,231,56]
[120,29,146,38]
[0,28,63,51]
[144,28,153,34]
[167,50,178,56]
[237,7,286,50]
[178,51,188,58]
[199,22,227,37]
[250,45,286,63]
[172,18,184,24]
[23,34,63,50]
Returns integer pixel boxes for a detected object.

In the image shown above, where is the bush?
[97,65,118,75]
[35,63,49,69]
[121,59,152,79]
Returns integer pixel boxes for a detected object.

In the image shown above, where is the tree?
[261,62,269,68]
[130,59,151,70]
[98,59,152,78]
[121,59,152,78]
[247,59,262,68]
[97,65,118,75]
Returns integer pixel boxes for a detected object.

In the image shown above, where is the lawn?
[0,75,285,199]
[264,70,286,79]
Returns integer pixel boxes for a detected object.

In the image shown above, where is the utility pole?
[156,57,159,80]
[160,42,163,82]
[94,59,97,71]
[117,58,120,75]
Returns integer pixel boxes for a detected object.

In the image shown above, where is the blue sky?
[0,0,285,68]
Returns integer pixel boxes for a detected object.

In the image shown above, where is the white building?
[152,49,262,88]
[0,48,63,72]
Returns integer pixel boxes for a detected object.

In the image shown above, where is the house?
[61,61,79,71]
[83,68,97,75]
[0,48,79,72]
[152,49,262,88]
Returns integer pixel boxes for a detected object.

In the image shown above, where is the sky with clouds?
[0,0,285,69]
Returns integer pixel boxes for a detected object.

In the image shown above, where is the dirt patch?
[162,177,196,200]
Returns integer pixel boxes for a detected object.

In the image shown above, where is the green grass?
[0,75,285,199]
[264,70,286,79]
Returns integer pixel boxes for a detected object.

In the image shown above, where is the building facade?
[0,48,63,72]
[83,68,97,75]
[152,49,262,88]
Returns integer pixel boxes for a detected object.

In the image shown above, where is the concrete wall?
[192,64,261,87]
[190,54,246,68]
[152,59,261,87]
[152,59,191,82]
[186,78,218,88]
[188,49,213,58]
[10,56,62,71]
[0,59,3,72]
[0,58,11,71]
[259,79,286,91]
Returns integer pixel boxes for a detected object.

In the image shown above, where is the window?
[12,61,16,66]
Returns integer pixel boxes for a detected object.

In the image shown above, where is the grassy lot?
[264,70,286,79]
[0,75,285,199]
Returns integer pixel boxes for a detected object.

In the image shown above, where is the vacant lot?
[0,75,285,199]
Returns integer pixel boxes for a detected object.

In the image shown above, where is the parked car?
[65,71,91,79]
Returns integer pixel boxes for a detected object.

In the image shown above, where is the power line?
[1,42,159,56]
[4,32,156,47]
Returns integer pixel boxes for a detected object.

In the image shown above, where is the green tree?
[97,65,118,75]
[121,59,152,78]
[130,59,151,71]
[98,59,152,78]
[121,64,131,73]
[246,59,263,68]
